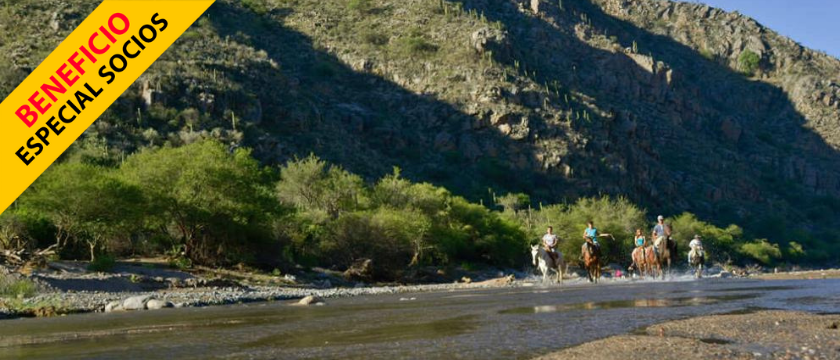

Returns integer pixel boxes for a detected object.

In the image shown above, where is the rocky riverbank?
[4,260,838,319]
[535,310,840,360]
[0,261,522,318]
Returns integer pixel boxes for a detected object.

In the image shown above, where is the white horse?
[531,245,565,283]
[689,245,705,279]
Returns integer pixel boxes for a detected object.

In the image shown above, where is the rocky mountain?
[2,0,839,240]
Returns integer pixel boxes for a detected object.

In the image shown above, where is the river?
[1,277,838,359]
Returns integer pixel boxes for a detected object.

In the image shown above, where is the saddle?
[583,241,599,257]
[689,246,705,261]
[546,248,560,263]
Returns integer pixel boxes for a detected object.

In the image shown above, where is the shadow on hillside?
[458,0,840,228]
[204,0,839,235]
[205,1,566,201]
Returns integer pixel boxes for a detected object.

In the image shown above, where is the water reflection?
[501,294,759,314]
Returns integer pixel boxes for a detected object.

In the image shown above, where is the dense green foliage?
[0,140,834,278]
[2,0,837,273]
[738,49,761,76]
[87,254,117,272]
[275,161,526,277]
[19,163,143,261]
[120,141,279,265]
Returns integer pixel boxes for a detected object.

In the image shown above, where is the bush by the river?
[0,140,834,279]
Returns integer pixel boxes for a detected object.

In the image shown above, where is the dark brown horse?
[582,241,601,283]
[644,245,660,278]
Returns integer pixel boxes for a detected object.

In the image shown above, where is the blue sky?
[696,0,840,59]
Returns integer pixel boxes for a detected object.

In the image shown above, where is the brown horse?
[644,245,661,279]
[582,241,601,283]
[630,247,648,279]
[655,237,677,280]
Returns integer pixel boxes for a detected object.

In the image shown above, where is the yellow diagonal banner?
[0,0,215,213]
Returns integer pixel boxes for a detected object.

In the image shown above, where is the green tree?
[496,193,531,213]
[277,154,366,219]
[544,197,646,265]
[740,239,782,265]
[120,140,277,264]
[668,212,742,263]
[320,208,430,278]
[19,163,143,260]
[0,211,28,251]
[786,241,806,261]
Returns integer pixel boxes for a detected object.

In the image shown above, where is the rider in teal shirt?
[581,220,612,256]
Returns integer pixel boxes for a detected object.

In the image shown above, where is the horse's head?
[530,244,540,266]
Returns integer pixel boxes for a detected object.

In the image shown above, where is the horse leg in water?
[646,247,660,279]
[555,256,565,284]
[540,259,548,283]
[584,245,598,284]
[595,262,601,283]
[694,255,704,279]
[632,248,645,279]
[661,257,668,280]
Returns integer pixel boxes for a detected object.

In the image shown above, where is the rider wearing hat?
[651,215,670,255]
[688,234,703,263]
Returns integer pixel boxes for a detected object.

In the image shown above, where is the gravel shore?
[535,310,840,360]
[5,261,839,319]
[1,261,521,317]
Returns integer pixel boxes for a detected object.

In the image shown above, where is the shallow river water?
[1,277,839,359]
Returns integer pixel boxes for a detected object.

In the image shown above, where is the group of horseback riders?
[535,215,707,282]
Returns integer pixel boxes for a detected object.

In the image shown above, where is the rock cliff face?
[1,0,839,232]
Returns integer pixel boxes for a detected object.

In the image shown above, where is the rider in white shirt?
[542,226,559,261]
[688,234,703,262]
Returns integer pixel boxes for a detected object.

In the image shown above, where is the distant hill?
[2,0,839,242]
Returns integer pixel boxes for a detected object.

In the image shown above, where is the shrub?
[668,213,742,263]
[169,257,193,270]
[496,193,531,213]
[440,197,526,267]
[241,0,269,15]
[313,60,339,78]
[740,239,782,265]
[738,49,760,76]
[320,208,428,279]
[393,34,438,57]
[277,154,366,218]
[347,0,371,13]
[0,274,38,299]
[787,241,806,260]
[0,211,29,251]
[700,48,714,61]
[544,197,646,265]
[361,29,389,46]
[18,162,144,261]
[88,254,117,272]
[120,140,278,265]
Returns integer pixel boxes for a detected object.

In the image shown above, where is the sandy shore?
[756,269,840,281]
[536,310,840,360]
